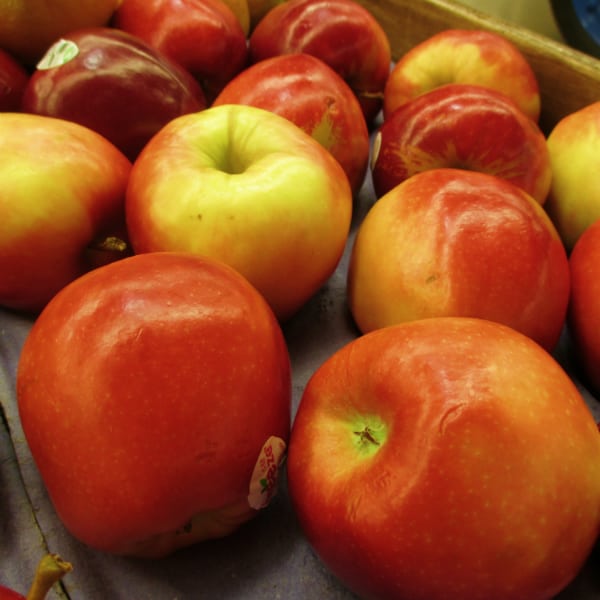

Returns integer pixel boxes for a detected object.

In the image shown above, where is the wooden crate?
[355,0,600,133]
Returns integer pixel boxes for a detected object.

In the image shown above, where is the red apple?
[125,104,353,321]
[544,100,600,251]
[21,27,206,161]
[0,554,72,600]
[287,316,600,600]
[112,0,248,102]
[213,53,370,194]
[248,0,391,124]
[371,83,552,204]
[0,48,28,112]
[0,112,132,314]
[384,28,541,122]
[568,217,600,395]
[16,252,292,557]
[347,168,570,352]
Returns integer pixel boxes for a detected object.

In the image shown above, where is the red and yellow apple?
[21,27,207,161]
[125,104,353,321]
[568,217,600,395]
[371,83,552,203]
[287,316,600,600]
[112,0,248,102]
[0,112,131,314]
[248,0,391,124]
[347,168,570,351]
[213,53,370,194]
[384,28,541,122]
[17,252,292,557]
[544,100,600,251]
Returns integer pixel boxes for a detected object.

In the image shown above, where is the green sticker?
[36,39,79,70]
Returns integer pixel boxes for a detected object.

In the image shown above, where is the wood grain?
[356,0,600,133]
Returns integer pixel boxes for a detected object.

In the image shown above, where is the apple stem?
[91,236,128,254]
[25,554,72,600]
[359,91,384,100]
[354,426,380,446]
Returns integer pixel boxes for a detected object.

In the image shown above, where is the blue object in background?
[552,0,600,57]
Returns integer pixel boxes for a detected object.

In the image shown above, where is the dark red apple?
[0,48,28,111]
[248,0,391,124]
[112,0,249,102]
[21,27,207,161]
[371,84,552,204]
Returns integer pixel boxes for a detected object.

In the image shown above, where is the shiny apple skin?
[16,252,292,557]
[0,48,28,112]
[383,28,541,123]
[248,0,391,124]
[112,0,249,102]
[214,53,370,194]
[287,317,600,600]
[347,168,570,352]
[545,101,600,251]
[371,83,552,203]
[0,112,132,314]
[568,218,600,395]
[125,104,352,322]
[21,27,207,161]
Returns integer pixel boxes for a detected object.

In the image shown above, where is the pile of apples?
[2,0,600,599]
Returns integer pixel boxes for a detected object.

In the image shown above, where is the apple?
[213,53,370,194]
[383,28,541,123]
[287,316,600,600]
[21,27,206,162]
[0,554,72,600]
[248,0,391,124]
[112,0,248,102]
[0,112,131,314]
[125,104,353,321]
[16,251,292,557]
[568,217,600,395]
[544,100,600,251]
[371,83,552,204]
[0,48,29,112]
[0,0,122,66]
[347,168,570,352]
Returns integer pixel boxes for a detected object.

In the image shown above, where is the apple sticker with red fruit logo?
[248,436,287,509]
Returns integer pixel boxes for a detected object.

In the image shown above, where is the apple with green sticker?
[21,27,206,161]
[17,252,292,557]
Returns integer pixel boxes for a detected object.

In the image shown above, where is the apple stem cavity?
[86,235,130,269]
[352,417,387,458]
[91,235,128,254]
[354,426,380,445]
[26,554,72,600]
